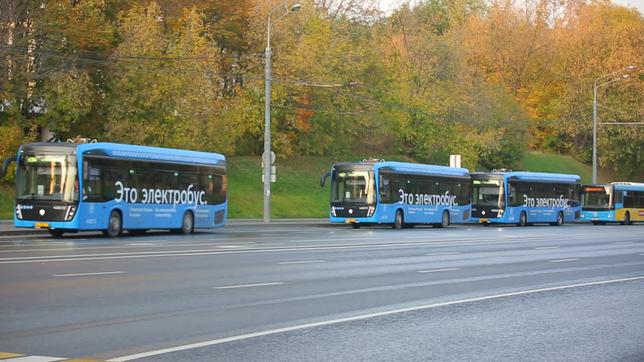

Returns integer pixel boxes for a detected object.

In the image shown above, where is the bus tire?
[180,211,194,234]
[49,229,64,238]
[623,211,632,225]
[104,210,122,237]
[393,210,404,230]
[518,211,527,227]
[351,223,361,229]
[551,212,564,226]
[435,211,450,228]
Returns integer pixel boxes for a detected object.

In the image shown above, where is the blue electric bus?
[580,182,644,225]
[7,141,227,237]
[321,160,471,229]
[470,171,581,226]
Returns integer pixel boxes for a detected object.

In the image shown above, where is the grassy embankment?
[0,152,603,220]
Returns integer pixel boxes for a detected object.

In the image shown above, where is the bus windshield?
[582,186,611,211]
[472,178,504,207]
[16,154,79,202]
[331,170,375,204]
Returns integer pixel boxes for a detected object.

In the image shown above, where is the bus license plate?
[345,218,357,223]
[35,222,50,229]
[479,218,488,223]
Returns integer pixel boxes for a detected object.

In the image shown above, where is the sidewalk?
[0,218,330,237]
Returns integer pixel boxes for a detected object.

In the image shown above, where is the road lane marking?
[52,271,126,277]
[108,275,644,362]
[426,252,461,256]
[1,356,66,362]
[549,258,580,263]
[535,246,559,250]
[417,268,461,273]
[615,242,634,245]
[213,282,284,290]
[277,260,326,265]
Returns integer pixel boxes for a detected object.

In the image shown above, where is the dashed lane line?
[549,258,581,263]
[213,282,284,290]
[417,268,461,273]
[52,271,126,278]
[277,260,326,265]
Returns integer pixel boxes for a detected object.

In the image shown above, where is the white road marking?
[2,356,66,362]
[535,246,559,250]
[277,260,326,265]
[615,242,634,245]
[107,276,644,362]
[549,258,581,263]
[213,282,284,290]
[417,268,461,273]
[426,252,461,256]
[52,271,126,277]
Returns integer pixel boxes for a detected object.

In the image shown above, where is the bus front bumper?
[14,219,80,230]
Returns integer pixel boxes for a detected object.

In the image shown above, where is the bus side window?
[508,184,517,206]
[614,190,624,205]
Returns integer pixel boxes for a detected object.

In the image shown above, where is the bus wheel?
[393,210,404,230]
[105,210,122,237]
[435,211,450,228]
[180,212,194,234]
[551,212,564,226]
[623,212,632,226]
[49,229,64,238]
[518,212,527,227]
[351,223,361,229]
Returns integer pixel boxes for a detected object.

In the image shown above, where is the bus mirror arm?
[320,172,330,187]
[1,156,17,178]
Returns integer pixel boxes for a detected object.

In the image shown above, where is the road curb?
[0,219,332,237]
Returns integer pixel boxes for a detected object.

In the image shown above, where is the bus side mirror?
[1,156,16,178]
[320,172,330,187]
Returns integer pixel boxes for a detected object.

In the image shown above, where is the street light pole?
[264,1,300,223]
[591,66,635,184]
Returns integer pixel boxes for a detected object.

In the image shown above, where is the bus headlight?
[331,206,337,217]
[367,206,375,217]
[65,206,77,221]
[15,205,23,220]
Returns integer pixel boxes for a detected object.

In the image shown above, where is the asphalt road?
[0,222,643,361]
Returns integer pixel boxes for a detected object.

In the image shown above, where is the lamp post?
[264,1,301,223]
[592,65,635,184]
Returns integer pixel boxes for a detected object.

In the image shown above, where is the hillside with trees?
[1,0,642,180]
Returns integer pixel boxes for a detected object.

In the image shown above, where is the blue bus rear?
[471,171,581,226]
[325,161,471,229]
[13,142,226,237]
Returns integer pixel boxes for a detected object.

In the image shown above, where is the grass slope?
[518,152,594,184]
[0,184,13,219]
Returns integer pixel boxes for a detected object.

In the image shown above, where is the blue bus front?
[328,164,379,225]
[13,144,82,232]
